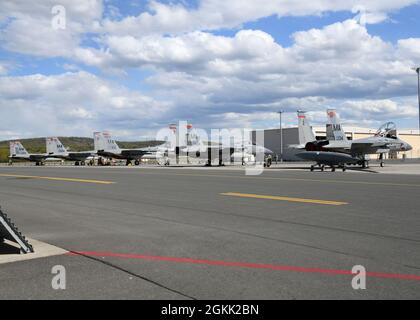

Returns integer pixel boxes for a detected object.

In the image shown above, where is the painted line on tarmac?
[68,251,420,282]
[0,173,115,185]
[220,192,348,206]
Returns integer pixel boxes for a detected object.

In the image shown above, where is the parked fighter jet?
[179,129,274,167]
[152,129,236,167]
[230,139,274,167]
[148,124,273,167]
[9,141,49,166]
[296,110,412,171]
[94,132,154,166]
[46,137,95,166]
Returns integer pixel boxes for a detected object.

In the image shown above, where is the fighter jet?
[230,139,274,167]
[94,132,154,166]
[46,137,95,166]
[296,110,412,171]
[179,128,274,167]
[151,124,274,167]
[9,141,49,166]
[154,128,235,167]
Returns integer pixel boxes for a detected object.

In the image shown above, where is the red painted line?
[67,251,420,281]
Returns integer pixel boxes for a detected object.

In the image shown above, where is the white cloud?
[398,38,420,61]
[0,71,171,139]
[131,20,414,101]
[1,1,420,138]
[103,0,420,36]
[0,0,103,57]
[339,99,418,121]
[2,0,417,58]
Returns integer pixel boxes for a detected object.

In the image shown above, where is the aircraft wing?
[296,151,359,165]
[28,154,49,161]
[67,151,95,161]
[120,149,152,158]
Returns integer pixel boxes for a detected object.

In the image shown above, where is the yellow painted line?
[0,174,115,185]
[221,192,348,206]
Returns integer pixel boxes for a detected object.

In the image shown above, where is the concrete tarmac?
[0,165,419,299]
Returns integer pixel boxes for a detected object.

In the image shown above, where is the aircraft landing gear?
[331,166,336,172]
[126,160,132,166]
[80,161,86,166]
[361,160,369,169]
[342,166,347,172]
[134,160,140,166]
[379,154,385,168]
[311,164,325,171]
[75,161,80,166]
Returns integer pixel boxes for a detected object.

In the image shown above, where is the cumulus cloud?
[135,21,418,104]
[2,0,419,58]
[398,38,420,60]
[339,99,418,122]
[0,0,103,57]
[103,0,420,36]
[0,71,171,139]
[1,1,420,139]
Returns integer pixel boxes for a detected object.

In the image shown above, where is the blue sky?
[0,0,419,140]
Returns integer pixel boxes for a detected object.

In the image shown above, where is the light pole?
[415,67,420,135]
[278,111,284,163]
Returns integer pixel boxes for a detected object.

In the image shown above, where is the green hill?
[0,137,163,162]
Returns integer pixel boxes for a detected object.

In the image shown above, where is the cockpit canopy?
[375,122,397,139]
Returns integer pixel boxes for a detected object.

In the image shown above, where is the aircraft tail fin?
[297,111,316,145]
[93,132,104,152]
[326,109,348,142]
[9,141,29,157]
[46,137,67,155]
[97,132,121,153]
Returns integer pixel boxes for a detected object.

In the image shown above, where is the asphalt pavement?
[0,165,419,299]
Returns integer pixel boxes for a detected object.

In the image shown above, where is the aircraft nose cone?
[406,143,413,151]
